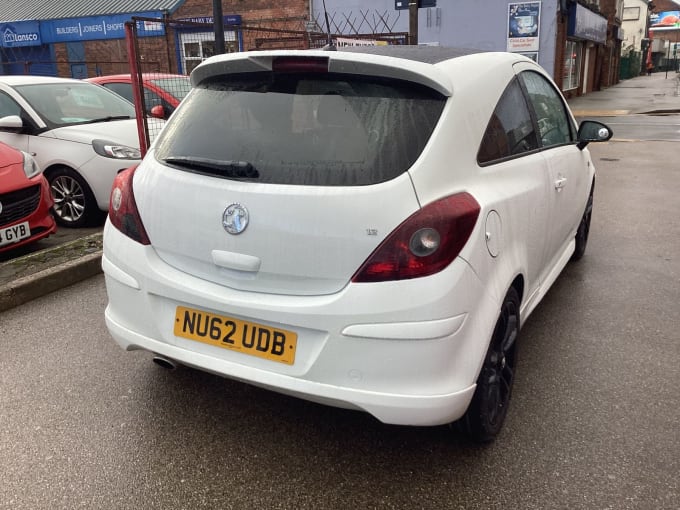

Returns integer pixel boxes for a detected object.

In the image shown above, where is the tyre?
[460,286,520,443]
[47,166,101,228]
[571,183,594,261]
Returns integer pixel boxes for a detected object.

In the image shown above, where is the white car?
[102,47,611,441]
[0,76,162,227]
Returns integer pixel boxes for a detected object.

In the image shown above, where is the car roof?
[88,73,188,81]
[339,45,484,64]
[0,75,84,86]
[192,48,533,97]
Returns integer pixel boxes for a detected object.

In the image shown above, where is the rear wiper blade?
[83,115,131,124]
[163,157,259,179]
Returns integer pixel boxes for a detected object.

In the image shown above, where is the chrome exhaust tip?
[152,355,177,370]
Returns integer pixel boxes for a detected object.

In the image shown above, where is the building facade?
[316,0,624,96]
[0,0,310,77]
[1,0,628,97]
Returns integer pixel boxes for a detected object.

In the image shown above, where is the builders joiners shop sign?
[40,11,165,43]
[507,2,541,53]
[1,21,41,47]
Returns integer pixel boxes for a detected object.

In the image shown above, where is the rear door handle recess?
[554,176,567,190]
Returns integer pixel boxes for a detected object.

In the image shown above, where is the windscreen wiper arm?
[83,115,132,124]
[163,157,259,179]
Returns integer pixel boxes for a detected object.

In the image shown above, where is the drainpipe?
[213,0,225,54]
[409,1,418,45]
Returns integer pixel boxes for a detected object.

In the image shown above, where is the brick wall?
[173,0,310,51]
[51,1,311,78]
[173,0,309,21]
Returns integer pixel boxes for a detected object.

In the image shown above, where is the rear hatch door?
[134,53,447,296]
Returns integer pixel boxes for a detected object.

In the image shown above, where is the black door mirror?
[576,120,613,150]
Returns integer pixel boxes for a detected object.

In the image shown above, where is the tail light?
[352,193,480,283]
[108,165,150,245]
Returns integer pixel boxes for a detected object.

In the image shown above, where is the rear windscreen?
[153,72,446,186]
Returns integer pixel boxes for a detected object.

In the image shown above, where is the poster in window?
[508,2,541,53]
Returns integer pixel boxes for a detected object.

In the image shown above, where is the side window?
[103,83,134,104]
[143,89,165,109]
[0,91,21,117]
[477,78,539,165]
[519,71,575,147]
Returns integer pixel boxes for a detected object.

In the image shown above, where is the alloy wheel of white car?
[48,167,95,227]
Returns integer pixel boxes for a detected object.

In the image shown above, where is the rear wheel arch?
[458,283,521,442]
[510,274,524,308]
[571,177,595,262]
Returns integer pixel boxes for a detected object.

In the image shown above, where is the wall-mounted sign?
[568,3,606,44]
[507,2,541,53]
[0,21,41,48]
[40,12,164,43]
[395,0,436,9]
[176,15,242,25]
[649,11,680,32]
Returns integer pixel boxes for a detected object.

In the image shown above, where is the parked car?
[103,47,612,441]
[0,141,56,253]
[0,76,163,227]
[87,73,192,119]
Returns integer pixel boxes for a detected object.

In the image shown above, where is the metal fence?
[620,51,642,79]
[126,15,407,153]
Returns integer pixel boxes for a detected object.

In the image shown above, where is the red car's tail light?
[108,165,150,245]
[352,193,480,283]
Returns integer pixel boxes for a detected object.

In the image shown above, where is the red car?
[0,142,56,253]
[87,73,192,119]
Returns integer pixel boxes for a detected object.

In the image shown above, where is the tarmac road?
[0,140,678,509]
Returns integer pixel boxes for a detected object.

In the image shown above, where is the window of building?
[623,6,640,21]
[180,33,238,75]
[563,40,581,91]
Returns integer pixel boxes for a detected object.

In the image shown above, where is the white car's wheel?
[47,167,100,228]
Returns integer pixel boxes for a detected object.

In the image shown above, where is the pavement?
[568,70,680,116]
[1,71,679,312]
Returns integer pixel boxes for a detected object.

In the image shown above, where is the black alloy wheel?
[460,286,520,443]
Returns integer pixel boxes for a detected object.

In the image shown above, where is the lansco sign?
[0,22,41,47]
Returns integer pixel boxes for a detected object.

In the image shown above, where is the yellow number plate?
[174,306,297,365]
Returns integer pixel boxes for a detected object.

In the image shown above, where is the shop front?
[563,2,607,95]
[1,13,166,77]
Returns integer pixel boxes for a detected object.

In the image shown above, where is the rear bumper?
[102,221,500,426]
[105,309,476,426]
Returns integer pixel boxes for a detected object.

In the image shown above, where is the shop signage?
[40,12,165,43]
[176,15,242,26]
[394,0,436,9]
[507,2,541,53]
[568,3,606,44]
[0,21,41,47]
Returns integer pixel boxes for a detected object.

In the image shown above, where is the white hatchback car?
[103,47,611,441]
[0,76,161,227]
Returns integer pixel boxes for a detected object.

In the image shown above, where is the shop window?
[563,40,581,91]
